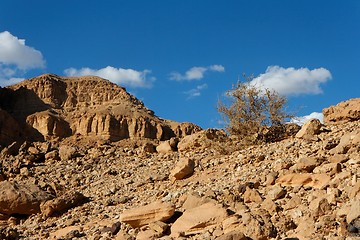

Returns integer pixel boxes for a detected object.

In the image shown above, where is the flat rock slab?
[171,202,228,236]
[276,173,330,189]
[120,201,175,228]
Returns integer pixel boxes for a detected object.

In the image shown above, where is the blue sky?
[0,0,359,128]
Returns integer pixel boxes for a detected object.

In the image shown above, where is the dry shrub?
[218,75,293,144]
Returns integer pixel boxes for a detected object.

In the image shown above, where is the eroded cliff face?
[0,74,200,145]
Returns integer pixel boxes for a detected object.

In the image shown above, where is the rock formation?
[323,98,360,123]
[0,74,200,146]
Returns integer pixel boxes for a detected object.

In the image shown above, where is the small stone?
[267,185,286,200]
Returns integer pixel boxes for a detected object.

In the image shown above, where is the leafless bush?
[218,74,293,144]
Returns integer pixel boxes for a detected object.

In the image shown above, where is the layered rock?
[0,74,201,145]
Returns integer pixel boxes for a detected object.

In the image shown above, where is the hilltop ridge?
[0,74,200,145]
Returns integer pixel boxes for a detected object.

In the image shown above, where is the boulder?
[222,209,277,240]
[347,199,360,224]
[290,157,319,173]
[178,128,227,152]
[0,181,53,215]
[295,118,322,140]
[41,191,87,218]
[267,185,286,200]
[59,145,78,161]
[276,173,330,189]
[156,141,174,153]
[170,157,195,180]
[214,230,247,240]
[309,198,331,217]
[243,187,263,204]
[171,202,228,236]
[120,202,175,228]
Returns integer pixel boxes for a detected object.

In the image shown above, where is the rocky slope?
[0,76,359,239]
[0,74,200,146]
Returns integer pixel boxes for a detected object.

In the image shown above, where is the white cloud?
[64,66,155,88]
[170,64,225,81]
[183,84,208,99]
[209,64,225,72]
[290,112,324,125]
[0,31,45,87]
[0,31,45,69]
[250,66,332,95]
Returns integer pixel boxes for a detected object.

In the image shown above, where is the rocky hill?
[0,75,359,239]
[0,74,200,146]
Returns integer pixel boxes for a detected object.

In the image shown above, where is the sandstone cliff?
[0,74,200,145]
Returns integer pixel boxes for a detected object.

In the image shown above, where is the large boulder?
[0,181,53,215]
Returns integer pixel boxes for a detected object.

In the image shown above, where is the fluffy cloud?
[170,64,225,81]
[0,31,45,87]
[64,66,155,88]
[250,66,332,95]
[0,31,45,69]
[290,112,324,125]
[183,84,208,99]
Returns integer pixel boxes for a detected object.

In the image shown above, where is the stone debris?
[0,77,359,239]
